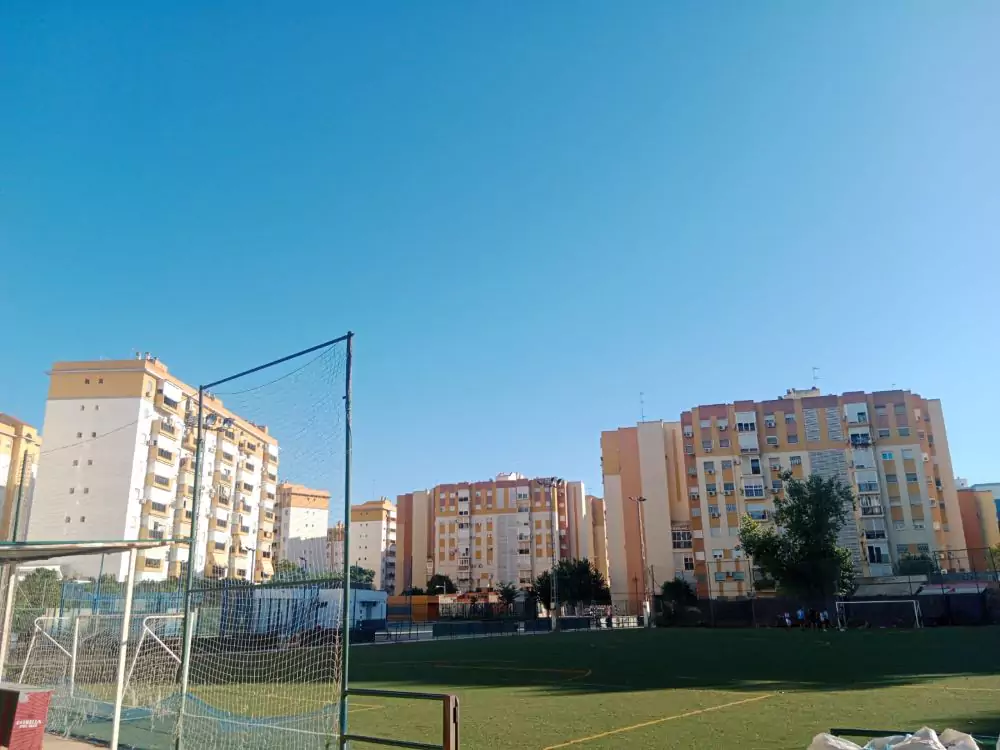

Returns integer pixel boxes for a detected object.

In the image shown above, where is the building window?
[98,378,103,384]
[790,455,802,466]
[901,449,914,459]
[905,473,918,483]
[691,507,701,517]
[706,483,717,493]
[721,460,733,470]
[672,530,693,549]
[719,438,731,448]
[772,480,782,491]
[787,434,799,444]
[881,452,894,460]
[765,436,779,446]
[80,405,85,411]
[83,488,89,494]
[744,484,765,498]
[710,528,722,537]
[702,440,712,450]
[704,461,715,473]
[878,429,891,438]
[73,460,79,466]
[64,516,71,523]
[683,557,695,571]
[69,488,75,495]
[153,475,170,488]
[898,427,910,437]
[76,432,83,439]
[725,503,737,513]
[700,419,711,429]
[885,474,898,483]
[894,404,906,415]
[737,422,756,432]
[750,458,761,475]
[916,543,930,554]
[893,521,905,530]
[684,444,694,455]
[723,482,735,492]
[876,406,887,417]
[91,432,97,438]
[84,378,90,384]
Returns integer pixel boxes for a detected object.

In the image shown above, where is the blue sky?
[2,2,999,507]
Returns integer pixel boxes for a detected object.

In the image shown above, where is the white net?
[176,337,350,750]
[835,599,923,629]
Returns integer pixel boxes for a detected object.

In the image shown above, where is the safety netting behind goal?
[176,335,351,750]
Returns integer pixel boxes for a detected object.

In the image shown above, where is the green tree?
[18,568,62,609]
[739,471,856,601]
[660,577,697,605]
[401,586,426,596]
[274,559,301,577]
[896,554,939,576]
[496,582,519,606]
[533,558,610,610]
[349,565,376,586]
[427,574,457,594]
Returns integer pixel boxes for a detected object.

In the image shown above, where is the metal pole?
[94,555,105,615]
[636,499,648,619]
[176,387,205,749]
[111,546,139,750]
[0,563,19,680]
[338,332,354,749]
[70,617,80,697]
[550,483,559,631]
[11,450,30,541]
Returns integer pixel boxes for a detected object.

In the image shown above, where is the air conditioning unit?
[709,512,721,519]
[705,447,713,453]
[718,424,727,431]
[708,490,717,496]
[723,490,733,496]
[706,469,715,475]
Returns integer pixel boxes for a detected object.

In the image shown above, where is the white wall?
[603,474,627,592]
[29,396,151,579]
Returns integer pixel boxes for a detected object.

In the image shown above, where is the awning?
[0,539,175,564]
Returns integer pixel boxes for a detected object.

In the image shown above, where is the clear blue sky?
[3,2,998,506]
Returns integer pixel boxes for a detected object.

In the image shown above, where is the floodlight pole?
[338,332,354,749]
[176,387,205,750]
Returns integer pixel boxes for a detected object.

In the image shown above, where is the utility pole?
[538,477,562,632]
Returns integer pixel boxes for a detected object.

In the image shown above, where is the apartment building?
[957,488,1000,572]
[349,499,397,592]
[586,495,611,582]
[602,388,964,601]
[0,414,41,540]
[27,356,280,582]
[273,482,330,569]
[396,473,598,594]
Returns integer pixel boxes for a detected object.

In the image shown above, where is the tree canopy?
[426,574,457,594]
[533,558,610,609]
[496,582,519,606]
[739,471,856,600]
[660,577,697,605]
[895,554,939,576]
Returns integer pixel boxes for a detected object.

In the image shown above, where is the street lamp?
[537,477,564,631]
[628,496,651,624]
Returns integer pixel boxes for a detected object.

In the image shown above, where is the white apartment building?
[349,499,397,592]
[28,356,279,582]
[274,482,330,571]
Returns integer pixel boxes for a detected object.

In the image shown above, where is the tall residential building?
[602,388,964,601]
[273,482,330,567]
[396,473,600,594]
[968,482,1000,528]
[28,357,280,582]
[957,488,1000,572]
[586,495,610,583]
[0,414,41,540]
[349,499,397,592]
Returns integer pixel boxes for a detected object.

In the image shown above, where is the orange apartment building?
[396,473,608,594]
[602,388,964,603]
[957,488,1000,572]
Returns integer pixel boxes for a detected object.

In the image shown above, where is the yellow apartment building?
[602,388,964,603]
[396,473,602,595]
[0,413,41,540]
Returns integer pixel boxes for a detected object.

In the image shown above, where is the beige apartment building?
[396,473,604,594]
[349,499,397,592]
[0,414,41,540]
[28,356,280,582]
[602,388,964,603]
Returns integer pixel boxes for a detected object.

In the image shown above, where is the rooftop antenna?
[812,367,821,387]
[639,391,646,423]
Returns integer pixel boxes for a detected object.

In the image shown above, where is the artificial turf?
[344,627,1000,749]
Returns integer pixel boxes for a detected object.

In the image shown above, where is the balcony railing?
[861,505,884,516]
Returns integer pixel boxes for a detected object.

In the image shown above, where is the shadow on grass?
[349,627,1000,696]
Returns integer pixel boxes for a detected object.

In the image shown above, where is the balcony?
[860,505,884,517]
[145,501,170,517]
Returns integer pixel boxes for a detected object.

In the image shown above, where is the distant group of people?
[778,607,831,630]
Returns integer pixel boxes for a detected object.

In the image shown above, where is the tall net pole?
[176,386,205,750]
[337,332,353,748]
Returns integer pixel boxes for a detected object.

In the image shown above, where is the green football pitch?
[342,627,1000,750]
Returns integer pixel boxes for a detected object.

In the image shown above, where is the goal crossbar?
[835,599,923,628]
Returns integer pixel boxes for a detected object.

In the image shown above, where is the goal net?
[176,335,351,750]
[835,599,923,629]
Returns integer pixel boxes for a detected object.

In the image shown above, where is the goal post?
[835,599,923,629]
